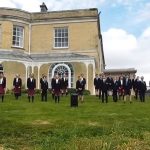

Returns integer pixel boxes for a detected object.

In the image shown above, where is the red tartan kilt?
[28,89,35,96]
[0,85,5,95]
[118,87,124,95]
[54,89,60,95]
[14,87,21,94]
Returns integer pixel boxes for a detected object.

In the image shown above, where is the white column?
[31,66,34,73]
[85,62,89,90]
[37,65,41,89]
[25,65,28,89]
[92,61,96,95]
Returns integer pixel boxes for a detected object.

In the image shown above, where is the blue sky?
[0,0,150,84]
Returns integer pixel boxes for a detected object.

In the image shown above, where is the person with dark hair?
[98,73,103,99]
[139,76,147,102]
[123,75,132,103]
[27,73,36,102]
[94,74,99,96]
[80,74,86,90]
[40,75,48,102]
[13,74,22,100]
[76,75,85,102]
[61,74,68,96]
[51,75,55,100]
[112,76,119,102]
[118,75,125,100]
[0,72,6,102]
[53,75,61,103]
[101,75,109,103]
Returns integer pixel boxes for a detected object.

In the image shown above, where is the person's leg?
[99,89,101,99]
[28,96,30,102]
[102,91,104,103]
[32,96,34,102]
[45,92,47,101]
[105,91,108,103]
[58,95,60,103]
[2,95,4,102]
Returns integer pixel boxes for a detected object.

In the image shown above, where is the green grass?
[0,94,150,150]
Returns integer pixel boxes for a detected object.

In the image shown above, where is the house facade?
[0,5,105,94]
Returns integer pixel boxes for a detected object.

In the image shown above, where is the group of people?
[0,71,147,104]
[94,73,147,103]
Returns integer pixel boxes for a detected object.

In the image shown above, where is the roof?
[104,68,137,73]
[0,50,94,63]
[0,7,98,22]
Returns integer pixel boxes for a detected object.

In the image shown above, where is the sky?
[0,0,150,85]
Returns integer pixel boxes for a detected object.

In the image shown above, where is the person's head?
[78,76,80,80]
[141,76,144,81]
[103,75,106,81]
[136,76,139,80]
[43,75,47,80]
[63,74,66,78]
[30,73,34,78]
[95,74,98,78]
[80,75,83,80]
[55,74,59,79]
[16,74,19,78]
[81,74,84,78]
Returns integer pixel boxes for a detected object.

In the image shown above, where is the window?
[54,27,68,48]
[12,26,24,48]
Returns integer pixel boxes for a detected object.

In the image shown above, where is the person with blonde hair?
[27,73,36,102]
[13,74,22,100]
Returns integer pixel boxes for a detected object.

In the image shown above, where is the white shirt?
[0,78,3,84]
[56,79,58,84]
[16,78,18,82]
[30,78,33,82]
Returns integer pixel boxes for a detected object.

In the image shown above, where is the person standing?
[40,75,48,102]
[123,75,132,103]
[61,74,68,96]
[51,75,55,100]
[112,76,119,102]
[81,74,86,90]
[76,76,85,103]
[53,75,61,103]
[27,73,36,102]
[139,76,147,102]
[101,76,109,103]
[118,75,125,100]
[13,74,22,100]
[98,74,103,99]
[0,72,6,102]
[94,74,99,96]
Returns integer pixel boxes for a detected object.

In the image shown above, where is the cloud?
[102,27,150,84]
[0,0,17,8]
[134,2,150,23]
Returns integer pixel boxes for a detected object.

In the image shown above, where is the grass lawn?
[0,94,150,150]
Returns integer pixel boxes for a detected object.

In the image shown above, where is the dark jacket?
[27,78,36,89]
[13,78,22,87]
[40,80,48,91]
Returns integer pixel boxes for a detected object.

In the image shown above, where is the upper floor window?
[54,27,68,48]
[12,26,24,48]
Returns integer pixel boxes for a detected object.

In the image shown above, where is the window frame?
[12,25,24,48]
[53,27,69,49]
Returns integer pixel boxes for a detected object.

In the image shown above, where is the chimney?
[40,2,48,12]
